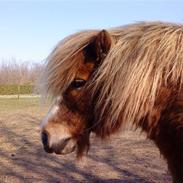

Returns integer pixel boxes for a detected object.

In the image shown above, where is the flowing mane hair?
[40,21,183,134]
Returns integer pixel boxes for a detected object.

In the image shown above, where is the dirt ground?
[0,110,172,183]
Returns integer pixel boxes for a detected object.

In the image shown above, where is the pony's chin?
[54,144,76,155]
[49,138,77,155]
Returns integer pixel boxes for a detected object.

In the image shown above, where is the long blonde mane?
[40,21,183,130]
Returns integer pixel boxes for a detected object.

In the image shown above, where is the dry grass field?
[0,96,172,183]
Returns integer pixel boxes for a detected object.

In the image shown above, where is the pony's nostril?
[41,131,49,147]
[41,131,54,153]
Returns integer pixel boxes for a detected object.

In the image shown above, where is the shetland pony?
[40,22,183,183]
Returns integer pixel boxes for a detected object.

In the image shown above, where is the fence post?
[17,85,20,99]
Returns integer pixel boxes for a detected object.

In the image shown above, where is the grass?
[0,97,49,119]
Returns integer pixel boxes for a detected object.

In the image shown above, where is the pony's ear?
[84,30,112,64]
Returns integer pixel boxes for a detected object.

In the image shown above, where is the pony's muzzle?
[41,130,76,155]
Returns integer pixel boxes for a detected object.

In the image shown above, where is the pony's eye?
[70,79,86,88]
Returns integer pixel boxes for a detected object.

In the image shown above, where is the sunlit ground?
[0,96,172,183]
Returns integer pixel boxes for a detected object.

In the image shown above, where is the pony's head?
[40,30,113,157]
[40,22,182,157]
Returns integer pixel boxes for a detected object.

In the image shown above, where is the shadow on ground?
[0,114,172,183]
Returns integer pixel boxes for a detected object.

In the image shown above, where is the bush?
[0,84,34,95]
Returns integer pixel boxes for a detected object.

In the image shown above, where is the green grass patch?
[0,84,34,95]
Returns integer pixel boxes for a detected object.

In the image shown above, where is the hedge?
[0,84,34,95]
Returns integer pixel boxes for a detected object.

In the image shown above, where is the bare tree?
[0,58,44,97]
[0,58,44,85]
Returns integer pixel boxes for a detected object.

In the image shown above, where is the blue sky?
[0,0,183,64]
